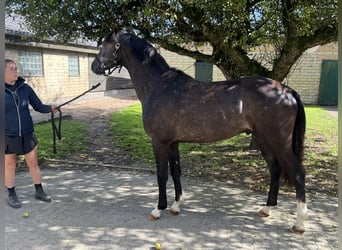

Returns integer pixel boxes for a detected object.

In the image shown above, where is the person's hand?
[51,105,59,113]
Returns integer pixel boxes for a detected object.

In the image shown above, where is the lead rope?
[51,82,102,153]
[51,66,122,153]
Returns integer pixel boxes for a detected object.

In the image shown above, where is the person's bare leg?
[25,147,51,202]
[5,154,17,188]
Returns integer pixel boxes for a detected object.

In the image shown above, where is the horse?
[91,26,307,234]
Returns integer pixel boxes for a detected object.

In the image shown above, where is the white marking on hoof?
[292,201,307,234]
[148,207,161,221]
[290,225,305,234]
[258,206,273,217]
[169,194,185,216]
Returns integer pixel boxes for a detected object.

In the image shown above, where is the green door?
[195,61,213,82]
[318,60,338,105]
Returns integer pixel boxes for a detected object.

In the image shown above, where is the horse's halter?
[96,38,122,76]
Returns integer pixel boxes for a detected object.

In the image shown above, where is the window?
[195,61,213,82]
[18,51,43,76]
[68,56,79,76]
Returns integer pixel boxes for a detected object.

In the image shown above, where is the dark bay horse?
[91,27,307,233]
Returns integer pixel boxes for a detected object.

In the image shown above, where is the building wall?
[158,47,226,82]
[285,43,338,104]
[41,50,90,102]
[5,43,96,104]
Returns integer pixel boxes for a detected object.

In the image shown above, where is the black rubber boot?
[7,187,21,208]
[34,184,52,202]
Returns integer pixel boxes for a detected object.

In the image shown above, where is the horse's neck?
[125,57,170,103]
[128,70,154,103]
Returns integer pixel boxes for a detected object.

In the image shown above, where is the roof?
[5,14,33,36]
[5,13,97,47]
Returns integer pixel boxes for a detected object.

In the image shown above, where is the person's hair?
[5,59,16,68]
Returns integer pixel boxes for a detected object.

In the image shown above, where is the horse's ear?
[142,47,156,65]
[112,23,120,34]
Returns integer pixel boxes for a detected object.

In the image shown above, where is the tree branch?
[146,36,213,63]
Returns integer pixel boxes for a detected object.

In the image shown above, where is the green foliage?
[5,1,337,80]
[34,120,87,162]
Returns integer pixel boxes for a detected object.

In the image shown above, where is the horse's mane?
[119,32,170,71]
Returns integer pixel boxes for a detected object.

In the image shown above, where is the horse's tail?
[282,90,306,185]
[292,90,306,165]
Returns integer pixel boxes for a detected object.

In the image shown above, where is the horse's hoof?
[168,209,179,216]
[258,210,270,217]
[148,208,161,221]
[148,214,159,221]
[290,226,305,234]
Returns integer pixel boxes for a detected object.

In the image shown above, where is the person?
[5,59,58,208]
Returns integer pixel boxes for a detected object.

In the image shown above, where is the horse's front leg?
[149,141,169,220]
[168,142,184,215]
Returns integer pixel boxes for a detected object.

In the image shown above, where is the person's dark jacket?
[5,77,52,136]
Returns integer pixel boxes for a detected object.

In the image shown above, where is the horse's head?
[91,25,156,75]
[91,25,122,75]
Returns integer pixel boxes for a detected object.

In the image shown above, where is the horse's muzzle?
[91,58,105,75]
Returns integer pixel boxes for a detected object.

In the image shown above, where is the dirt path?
[61,96,141,166]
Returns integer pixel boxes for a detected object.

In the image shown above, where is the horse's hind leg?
[255,135,307,232]
[278,154,307,233]
[253,138,282,217]
[168,142,184,215]
[273,152,307,233]
[258,156,282,217]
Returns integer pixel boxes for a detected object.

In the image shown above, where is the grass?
[34,120,87,163]
[303,106,338,196]
[110,105,154,163]
[305,106,337,156]
[110,104,338,196]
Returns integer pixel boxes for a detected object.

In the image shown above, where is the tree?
[6,0,337,81]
